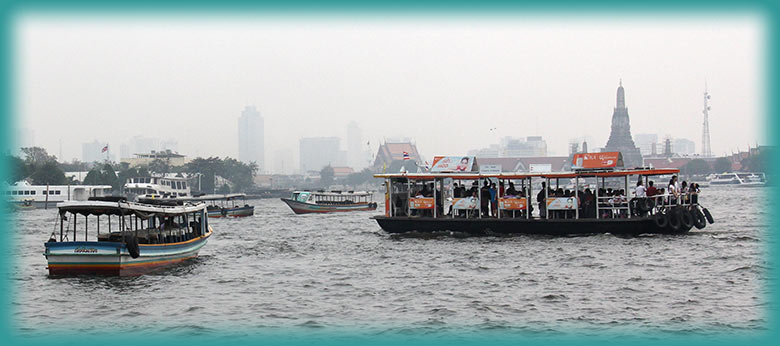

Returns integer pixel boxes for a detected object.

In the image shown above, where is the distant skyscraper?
[701,85,712,157]
[634,133,659,156]
[299,137,341,173]
[673,138,696,155]
[238,105,265,172]
[502,136,547,157]
[604,80,643,167]
[82,140,108,163]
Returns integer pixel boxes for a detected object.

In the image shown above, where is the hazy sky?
[14,13,766,170]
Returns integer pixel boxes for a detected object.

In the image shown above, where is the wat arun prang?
[603,80,643,168]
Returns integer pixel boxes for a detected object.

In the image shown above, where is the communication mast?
[701,83,712,157]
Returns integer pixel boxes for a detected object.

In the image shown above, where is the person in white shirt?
[635,180,647,198]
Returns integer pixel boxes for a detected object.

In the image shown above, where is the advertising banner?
[499,198,527,210]
[409,197,434,209]
[571,152,623,169]
[451,197,478,210]
[546,197,578,210]
[431,156,476,172]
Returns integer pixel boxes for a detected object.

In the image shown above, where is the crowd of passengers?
[394,174,702,219]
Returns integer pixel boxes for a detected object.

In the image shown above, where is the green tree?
[217,183,231,194]
[740,151,768,172]
[681,159,711,175]
[29,161,66,185]
[713,157,732,173]
[20,146,57,165]
[82,168,103,185]
[320,165,335,188]
[4,155,30,183]
[185,157,223,193]
[149,158,171,174]
[345,168,374,187]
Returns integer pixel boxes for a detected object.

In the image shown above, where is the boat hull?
[207,206,255,218]
[372,216,690,236]
[44,229,212,276]
[281,198,377,214]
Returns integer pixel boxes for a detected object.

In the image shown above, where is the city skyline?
[14,15,766,168]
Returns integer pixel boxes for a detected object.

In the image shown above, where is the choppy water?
[8,186,770,340]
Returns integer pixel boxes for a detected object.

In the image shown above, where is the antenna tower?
[701,84,712,157]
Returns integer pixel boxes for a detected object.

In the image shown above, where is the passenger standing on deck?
[633,180,646,216]
[489,182,498,217]
[537,182,547,218]
[668,175,678,205]
[480,181,491,217]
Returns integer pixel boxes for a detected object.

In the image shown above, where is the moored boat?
[187,193,254,218]
[281,190,377,214]
[43,197,213,276]
[372,152,715,236]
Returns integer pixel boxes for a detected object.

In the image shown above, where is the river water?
[8,186,770,341]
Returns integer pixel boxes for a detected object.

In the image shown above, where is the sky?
[13,13,767,172]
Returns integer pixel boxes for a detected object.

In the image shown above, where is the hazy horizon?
[13,13,767,172]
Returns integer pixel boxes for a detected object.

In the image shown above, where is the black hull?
[372,216,691,236]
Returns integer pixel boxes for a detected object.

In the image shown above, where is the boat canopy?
[56,200,207,217]
[182,193,247,202]
[293,191,373,197]
[374,167,679,180]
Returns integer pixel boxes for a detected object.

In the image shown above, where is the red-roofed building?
[373,142,422,172]
[331,166,355,178]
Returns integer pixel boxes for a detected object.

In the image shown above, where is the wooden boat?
[43,197,213,276]
[184,193,254,218]
[281,190,377,214]
[372,152,714,236]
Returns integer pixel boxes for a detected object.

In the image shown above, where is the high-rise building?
[603,80,643,167]
[673,138,696,155]
[237,105,265,172]
[299,137,341,173]
[502,136,547,157]
[82,140,109,163]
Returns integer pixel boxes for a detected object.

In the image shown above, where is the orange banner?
[409,197,434,209]
[499,198,527,210]
[572,152,623,169]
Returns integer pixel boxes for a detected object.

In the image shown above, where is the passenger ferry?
[372,153,714,236]
[123,174,192,200]
[3,180,113,208]
[281,190,377,214]
[43,197,213,276]
[709,172,766,186]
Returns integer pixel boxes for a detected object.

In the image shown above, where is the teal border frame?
[0,1,776,345]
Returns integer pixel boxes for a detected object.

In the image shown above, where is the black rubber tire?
[667,209,681,231]
[702,208,714,224]
[680,209,694,229]
[125,235,140,259]
[654,211,668,228]
[693,209,707,229]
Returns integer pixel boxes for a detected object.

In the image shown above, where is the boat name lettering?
[74,247,98,253]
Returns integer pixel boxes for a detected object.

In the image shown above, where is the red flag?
[101,145,108,153]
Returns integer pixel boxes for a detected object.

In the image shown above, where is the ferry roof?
[182,193,246,201]
[374,168,680,180]
[56,200,206,216]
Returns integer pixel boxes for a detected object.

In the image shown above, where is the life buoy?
[124,235,140,259]
[653,211,668,228]
[680,209,694,230]
[693,209,707,229]
[702,208,714,224]
[667,209,681,231]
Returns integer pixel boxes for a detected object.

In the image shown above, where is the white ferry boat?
[3,181,113,208]
[123,174,192,199]
[709,172,766,186]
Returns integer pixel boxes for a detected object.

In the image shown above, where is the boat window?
[24,191,30,195]
[152,178,158,184]
[55,190,61,195]
[30,191,36,195]
[182,182,187,189]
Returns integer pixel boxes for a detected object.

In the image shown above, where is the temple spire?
[616,79,625,109]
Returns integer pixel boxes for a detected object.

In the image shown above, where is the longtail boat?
[43,197,213,276]
[372,153,714,235]
[281,190,377,214]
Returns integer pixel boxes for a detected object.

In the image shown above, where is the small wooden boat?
[281,190,377,214]
[186,193,254,218]
[43,197,213,276]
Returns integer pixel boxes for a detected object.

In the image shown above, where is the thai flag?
[424,160,430,171]
[101,145,108,153]
[403,152,410,160]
